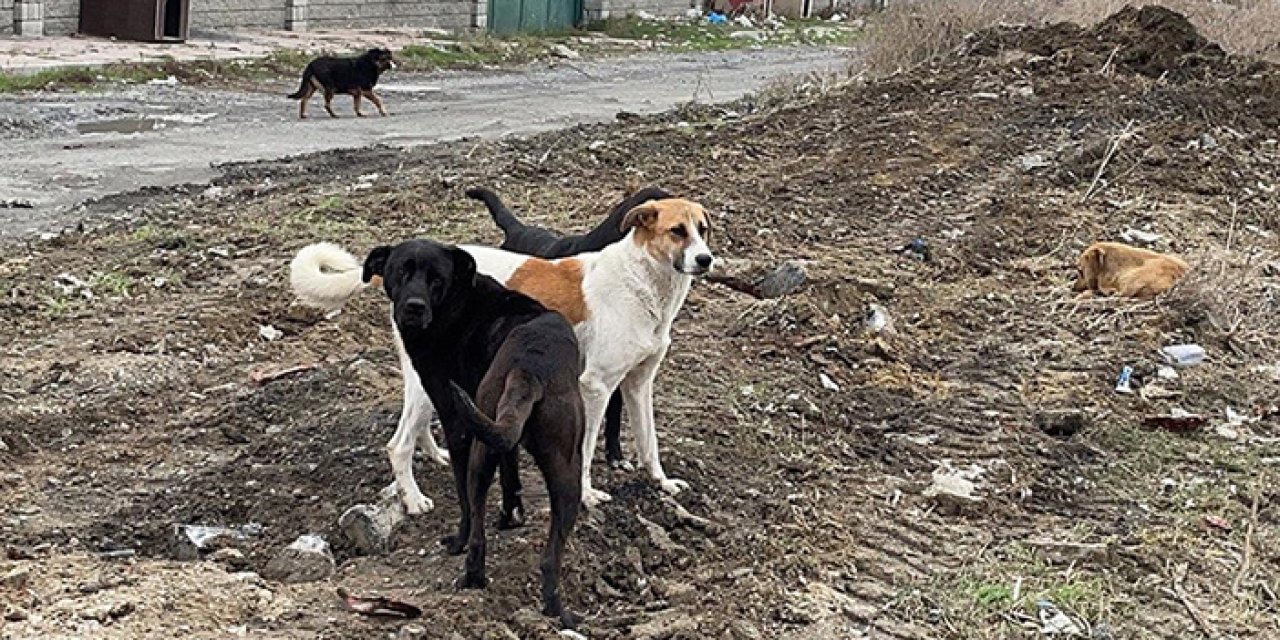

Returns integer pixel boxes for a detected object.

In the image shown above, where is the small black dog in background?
[288,47,395,119]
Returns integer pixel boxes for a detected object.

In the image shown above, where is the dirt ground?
[2,6,1279,639]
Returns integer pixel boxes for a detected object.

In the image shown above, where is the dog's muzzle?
[396,298,431,329]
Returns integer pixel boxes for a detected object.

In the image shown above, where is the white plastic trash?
[1160,344,1206,367]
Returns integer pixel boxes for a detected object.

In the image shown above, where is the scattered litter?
[172,523,263,560]
[1114,365,1134,394]
[1157,365,1179,380]
[1214,425,1239,440]
[684,8,702,19]
[1037,600,1083,636]
[1161,477,1177,492]
[734,15,755,28]
[1143,409,1206,433]
[1199,132,1218,150]
[1120,228,1161,244]
[1203,515,1232,532]
[829,13,845,22]
[1017,153,1051,171]
[588,140,607,151]
[338,587,422,618]
[729,31,766,41]
[258,325,283,341]
[818,373,840,392]
[898,238,931,262]
[863,303,893,333]
[1160,344,1205,367]
[249,363,317,385]
[705,12,727,25]
[148,75,179,86]
[352,173,380,190]
[550,44,581,60]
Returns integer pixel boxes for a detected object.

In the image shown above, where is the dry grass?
[863,0,1280,76]
[1164,248,1280,360]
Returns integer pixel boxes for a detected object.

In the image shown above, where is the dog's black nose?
[695,254,713,269]
[402,298,428,315]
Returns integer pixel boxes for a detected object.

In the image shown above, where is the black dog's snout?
[694,254,713,269]
[402,298,429,316]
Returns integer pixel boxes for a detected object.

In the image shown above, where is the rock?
[923,470,983,514]
[79,601,134,622]
[729,30,766,41]
[4,607,29,622]
[208,547,248,568]
[339,485,406,556]
[262,535,335,584]
[550,44,581,60]
[1,566,30,589]
[757,261,807,298]
[398,623,428,640]
[1199,132,1218,150]
[1120,228,1161,244]
[509,607,550,634]
[258,325,283,341]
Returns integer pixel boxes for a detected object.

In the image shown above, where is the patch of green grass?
[92,271,134,298]
[587,16,861,51]
[973,583,1012,608]
[42,295,75,318]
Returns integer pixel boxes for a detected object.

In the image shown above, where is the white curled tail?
[289,242,368,312]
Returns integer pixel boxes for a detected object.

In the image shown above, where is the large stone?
[262,535,335,584]
[338,484,406,556]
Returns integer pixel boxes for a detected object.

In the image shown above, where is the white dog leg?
[578,372,618,508]
[621,347,687,495]
[386,319,447,515]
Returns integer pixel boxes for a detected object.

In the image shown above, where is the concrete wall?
[191,0,288,31]
[27,0,481,36]
[308,0,474,30]
[584,0,691,22]
[43,0,77,34]
[0,0,12,35]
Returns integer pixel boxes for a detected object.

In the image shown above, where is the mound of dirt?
[966,5,1229,80]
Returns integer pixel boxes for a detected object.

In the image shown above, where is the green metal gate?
[487,0,581,34]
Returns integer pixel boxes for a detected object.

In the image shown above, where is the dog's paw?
[497,505,526,530]
[550,607,582,629]
[658,477,690,495]
[402,492,435,516]
[582,488,613,508]
[440,534,467,556]
[457,571,489,590]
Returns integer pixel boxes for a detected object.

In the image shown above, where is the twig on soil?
[1081,119,1136,203]
[1163,564,1220,639]
[1232,482,1260,596]
[1099,45,1121,75]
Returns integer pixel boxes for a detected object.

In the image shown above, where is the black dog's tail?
[448,374,542,452]
[287,67,313,99]
[466,187,526,234]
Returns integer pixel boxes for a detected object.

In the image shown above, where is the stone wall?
[584,0,692,22]
[191,0,288,31]
[308,0,475,30]
[0,0,12,35]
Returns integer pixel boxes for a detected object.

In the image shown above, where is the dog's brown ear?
[363,246,392,284]
[620,202,660,232]
[1073,245,1104,292]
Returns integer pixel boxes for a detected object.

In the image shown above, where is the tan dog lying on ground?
[1072,241,1190,298]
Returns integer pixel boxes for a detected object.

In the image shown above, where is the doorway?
[163,0,182,39]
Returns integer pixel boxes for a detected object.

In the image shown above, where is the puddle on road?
[77,118,157,134]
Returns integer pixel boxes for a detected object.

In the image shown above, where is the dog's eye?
[670,227,688,239]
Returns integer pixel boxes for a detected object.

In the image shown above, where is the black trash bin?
[80,0,191,43]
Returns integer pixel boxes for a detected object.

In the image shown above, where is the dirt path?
[0,46,849,242]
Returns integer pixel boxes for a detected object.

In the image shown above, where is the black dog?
[363,239,584,627]
[288,47,394,119]
[465,185,673,465]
